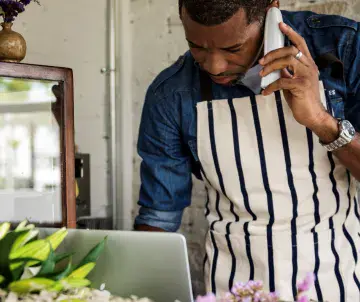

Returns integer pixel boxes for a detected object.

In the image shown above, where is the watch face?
[341,120,356,138]
[349,127,356,136]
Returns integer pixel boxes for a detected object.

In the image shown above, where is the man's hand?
[258,22,360,181]
[258,22,328,132]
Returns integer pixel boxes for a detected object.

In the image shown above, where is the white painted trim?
[108,0,117,229]
[112,0,133,230]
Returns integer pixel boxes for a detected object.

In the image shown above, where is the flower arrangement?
[195,273,316,302]
[0,220,321,302]
[0,221,153,302]
[0,0,40,23]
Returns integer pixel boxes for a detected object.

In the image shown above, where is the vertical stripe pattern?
[228,98,256,281]
[306,128,323,301]
[275,92,299,299]
[250,94,275,292]
[209,191,221,294]
[327,152,345,301]
[208,101,237,293]
[197,81,359,300]
[325,91,345,301]
[342,172,360,290]
[354,197,360,221]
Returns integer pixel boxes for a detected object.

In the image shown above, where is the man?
[134,0,360,300]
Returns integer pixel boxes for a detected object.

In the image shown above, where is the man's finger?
[259,45,311,67]
[261,77,300,95]
[260,55,305,78]
[279,22,312,59]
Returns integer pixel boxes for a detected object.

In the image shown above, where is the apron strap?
[199,69,213,101]
[191,70,214,181]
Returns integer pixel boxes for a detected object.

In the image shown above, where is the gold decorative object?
[0,22,26,63]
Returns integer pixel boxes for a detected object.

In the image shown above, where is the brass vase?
[0,22,27,63]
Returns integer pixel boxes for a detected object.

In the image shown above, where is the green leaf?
[17,265,41,280]
[0,222,11,241]
[47,281,63,292]
[11,262,26,281]
[75,236,107,270]
[59,278,91,290]
[53,257,73,281]
[54,252,75,264]
[68,262,95,279]
[15,220,28,231]
[0,230,28,284]
[9,257,42,265]
[0,275,4,284]
[10,228,68,265]
[36,242,56,277]
[24,224,35,230]
[48,278,91,293]
[44,227,68,251]
[9,278,55,294]
[9,239,50,269]
[10,258,42,281]
[11,228,68,269]
[11,229,39,252]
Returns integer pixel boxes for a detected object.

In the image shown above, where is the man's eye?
[188,43,202,49]
[227,48,241,53]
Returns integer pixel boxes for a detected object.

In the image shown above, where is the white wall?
[13,0,110,217]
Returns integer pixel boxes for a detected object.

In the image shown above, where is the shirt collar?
[238,64,263,94]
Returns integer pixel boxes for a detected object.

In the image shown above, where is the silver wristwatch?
[320,119,356,152]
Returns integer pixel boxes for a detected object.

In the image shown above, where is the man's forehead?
[181,6,251,46]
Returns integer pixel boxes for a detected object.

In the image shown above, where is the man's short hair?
[179,0,272,25]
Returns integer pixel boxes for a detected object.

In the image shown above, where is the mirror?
[0,77,62,224]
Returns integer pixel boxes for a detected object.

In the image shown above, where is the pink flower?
[253,291,262,302]
[297,295,310,302]
[267,292,279,301]
[196,293,217,302]
[297,273,315,293]
[224,292,235,302]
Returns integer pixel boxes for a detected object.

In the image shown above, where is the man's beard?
[207,69,247,86]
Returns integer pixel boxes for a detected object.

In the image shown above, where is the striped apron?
[197,72,360,301]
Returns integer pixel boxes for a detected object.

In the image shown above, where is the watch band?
[320,119,355,152]
[322,136,350,152]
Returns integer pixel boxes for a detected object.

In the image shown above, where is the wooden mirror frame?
[0,62,76,228]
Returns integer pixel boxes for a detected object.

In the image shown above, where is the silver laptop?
[39,228,194,302]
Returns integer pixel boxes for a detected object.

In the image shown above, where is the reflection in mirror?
[0,77,62,224]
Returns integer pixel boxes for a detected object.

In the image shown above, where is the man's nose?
[203,51,228,76]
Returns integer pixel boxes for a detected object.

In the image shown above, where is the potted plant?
[0,0,40,62]
[0,221,154,301]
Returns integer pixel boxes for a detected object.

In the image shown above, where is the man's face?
[181,7,264,85]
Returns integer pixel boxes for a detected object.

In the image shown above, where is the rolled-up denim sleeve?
[134,207,184,232]
[345,23,360,131]
[134,85,192,232]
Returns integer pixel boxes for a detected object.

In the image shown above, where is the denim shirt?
[134,10,360,232]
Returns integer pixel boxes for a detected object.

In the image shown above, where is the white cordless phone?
[260,7,285,90]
